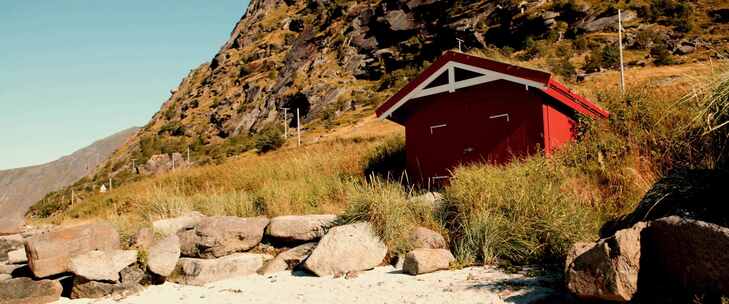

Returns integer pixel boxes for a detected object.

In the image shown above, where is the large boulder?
[174,253,269,286]
[69,250,138,282]
[152,212,205,235]
[266,214,337,242]
[639,216,729,298]
[409,227,447,249]
[402,248,454,275]
[303,222,387,276]
[25,221,120,278]
[179,216,269,258]
[600,170,728,238]
[566,222,646,302]
[578,10,637,33]
[0,277,63,304]
[258,242,316,275]
[71,265,144,299]
[147,234,181,277]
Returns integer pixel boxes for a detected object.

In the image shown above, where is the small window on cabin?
[424,71,449,89]
[454,67,483,82]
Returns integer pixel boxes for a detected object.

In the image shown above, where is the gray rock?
[147,234,180,277]
[152,212,205,235]
[69,250,138,282]
[174,253,270,286]
[641,216,729,297]
[675,44,695,55]
[0,277,63,304]
[384,10,416,31]
[566,222,646,302]
[25,221,120,278]
[179,216,269,258]
[267,215,337,242]
[71,265,144,299]
[578,11,637,33]
[258,243,316,275]
[304,222,387,277]
[403,248,454,275]
[410,227,447,249]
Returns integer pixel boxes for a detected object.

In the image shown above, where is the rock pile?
[566,170,729,302]
[2,212,458,303]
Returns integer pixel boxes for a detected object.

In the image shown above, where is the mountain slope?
[37,0,729,214]
[0,127,139,233]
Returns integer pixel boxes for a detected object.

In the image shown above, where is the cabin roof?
[375,51,609,123]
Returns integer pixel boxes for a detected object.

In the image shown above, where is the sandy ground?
[56,266,562,304]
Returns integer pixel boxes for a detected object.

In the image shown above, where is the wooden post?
[109,176,112,192]
[297,108,301,147]
[618,9,626,95]
[283,108,288,138]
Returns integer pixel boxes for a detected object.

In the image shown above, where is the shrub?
[253,126,285,154]
[600,45,620,69]
[549,56,577,79]
[651,43,674,66]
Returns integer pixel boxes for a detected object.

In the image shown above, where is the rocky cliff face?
[0,127,138,232]
[38,0,728,211]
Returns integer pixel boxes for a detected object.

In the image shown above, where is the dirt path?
[57,266,562,304]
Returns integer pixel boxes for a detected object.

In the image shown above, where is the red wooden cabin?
[375,51,609,184]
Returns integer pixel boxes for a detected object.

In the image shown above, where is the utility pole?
[109,176,112,192]
[71,190,75,205]
[296,108,301,147]
[456,38,464,53]
[131,159,136,174]
[172,155,175,171]
[187,146,191,163]
[283,108,289,138]
[618,9,626,96]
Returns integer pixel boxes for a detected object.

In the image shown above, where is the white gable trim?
[378,61,548,120]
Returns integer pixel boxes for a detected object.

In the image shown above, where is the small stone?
[409,227,447,249]
[403,248,454,275]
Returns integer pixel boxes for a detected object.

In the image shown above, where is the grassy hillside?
[30,61,728,267]
[33,0,729,209]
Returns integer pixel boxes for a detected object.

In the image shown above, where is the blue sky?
[0,1,249,170]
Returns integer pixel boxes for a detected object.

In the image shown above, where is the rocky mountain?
[0,127,139,234]
[37,0,729,213]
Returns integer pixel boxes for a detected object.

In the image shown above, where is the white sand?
[57,266,559,304]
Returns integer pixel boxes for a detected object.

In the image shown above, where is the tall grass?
[33,64,729,268]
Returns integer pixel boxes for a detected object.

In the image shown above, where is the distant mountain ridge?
[0,127,139,233]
